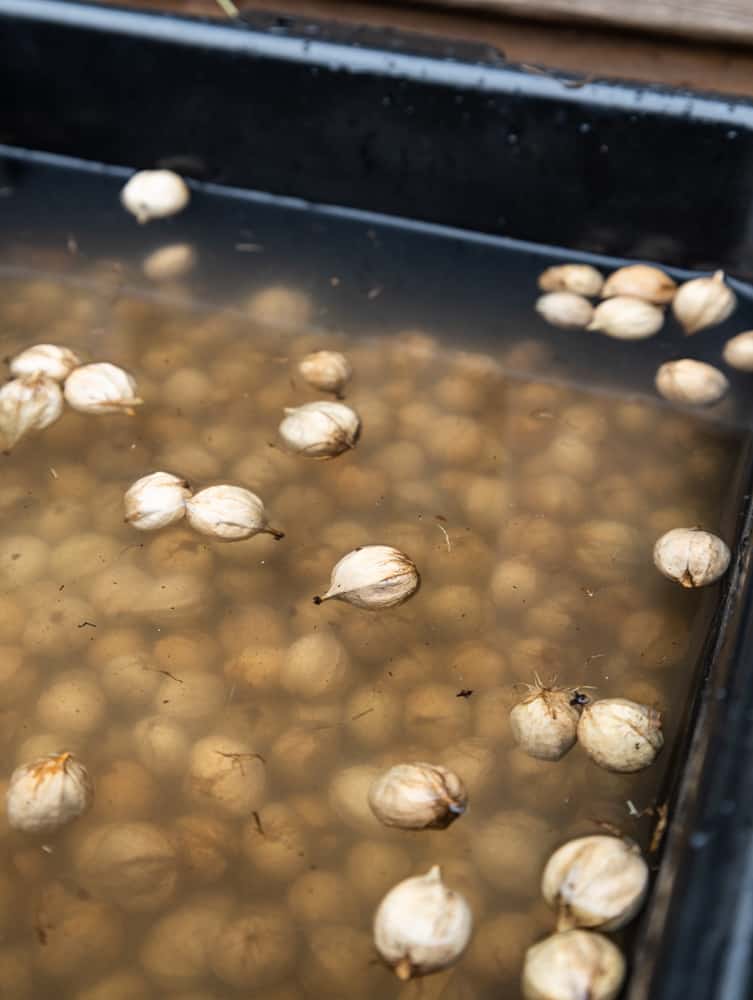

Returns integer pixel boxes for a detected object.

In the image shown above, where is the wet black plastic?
[2,3,753,998]
[3,1,753,277]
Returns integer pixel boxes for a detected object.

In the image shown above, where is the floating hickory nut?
[535,292,594,329]
[7,752,93,834]
[0,374,64,449]
[654,359,729,406]
[653,527,730,588]
[368,762,467,830]
[601,264,677,304]
[522,930,625,1000]
[64,362,143,415]
[185,484,284,541]
[723,330,753,371]
[278,400,360,458]
[538,265,604,297]
[373,865,473,980]
[587,296,664,340]
[124,471,192,531]
[510,680,586,761]
[9,343,82,382]
[541,835,649,932]
[299,350,352,396]
[577,698,663,773]
[313,545,420,609]
[142,243,196,282]
[120,169,190,224]
[672,270,736,334]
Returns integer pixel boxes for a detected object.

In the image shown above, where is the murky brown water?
[0,162,749,999]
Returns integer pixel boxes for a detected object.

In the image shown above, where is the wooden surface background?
[410,0,753,46]
[99,0,753,97]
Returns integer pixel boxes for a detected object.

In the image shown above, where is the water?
[0,154,750,999]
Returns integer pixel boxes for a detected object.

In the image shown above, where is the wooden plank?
[98,1,753,96]
[408,0,753,45]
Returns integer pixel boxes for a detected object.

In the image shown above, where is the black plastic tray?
[3,3,753,997]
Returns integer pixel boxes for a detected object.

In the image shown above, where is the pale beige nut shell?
[120,169,190,224]
[373,865,473,980]
[368,762,467,830]
[315,544,420,609]
[538,265,604,297]
[587,297,664,340]
[577,698,663,773]
[299,350,352,394]
[601,264,676,304]
[522,930,625,1000]
[653,527,730,588]
[723,330,753,371]
[655,359,729,406]
[541,835,649,931]
[535,292,594,329]
[672,270,736,334]
[509,687,581,761]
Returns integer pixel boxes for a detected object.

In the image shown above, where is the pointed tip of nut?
[394,958,413,981]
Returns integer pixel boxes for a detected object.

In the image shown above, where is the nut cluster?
[536,262,745,411]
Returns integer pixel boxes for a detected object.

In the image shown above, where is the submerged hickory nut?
[298,350,352,396]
